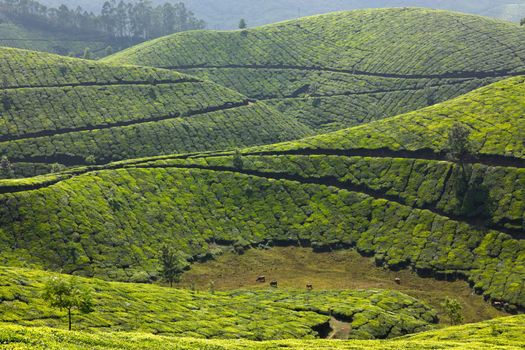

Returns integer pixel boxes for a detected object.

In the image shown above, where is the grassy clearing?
[177,247,506,325]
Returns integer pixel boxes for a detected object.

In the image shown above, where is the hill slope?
[0,47,311,177]
[105,8,525,133]
[0,266,437,340]
[0,77,523,308]
[0,315,523,349]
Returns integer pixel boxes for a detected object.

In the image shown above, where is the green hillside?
[0,266,437,340]
[251,75,525,159]
[0,315,523,349]
[0,47,311,177]
[0,76,523,310]
[105,8,525,133]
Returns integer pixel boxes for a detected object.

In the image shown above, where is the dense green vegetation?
[0,161,522,307]
[0,46,311,176]
[106,8,525,132]
[0,315,523,349]
[251,76,525,159]
[0,267,437,340]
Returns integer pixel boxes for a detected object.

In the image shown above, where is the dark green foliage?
[521,18,525,26]
[42,276,94,330]
[0,156,13,179]
[159,245,186,287]
[239,19,247,29]
[446,123,474,164]
[233,149,244,169]
[441,297,464,325]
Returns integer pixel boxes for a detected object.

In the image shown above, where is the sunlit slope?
[0,47,312,176]
[0,78,524,308]
[0,266,436,340]
[105,8,525,132]
[0,315,523,349]
[0,159,522,307]
[251,76,525,159]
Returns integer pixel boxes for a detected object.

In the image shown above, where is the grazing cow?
[306,283,313,291]
[256,275,266,283]
[394,278,401,285]
[270,280,278,288]
[493,301,503,308]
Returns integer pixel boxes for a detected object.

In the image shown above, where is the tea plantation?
[0,76,523,310]
[251,76,525,159]
[0,47,312,176]
[0,315,523,349]
[0,267,436,340]
[106,8,525,132]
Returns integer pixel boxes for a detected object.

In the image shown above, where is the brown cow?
[306,283,313,291]
[256,275,266,283]
[270,280,278,288]
[394,278,401,285]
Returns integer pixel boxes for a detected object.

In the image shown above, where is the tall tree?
[159,245,186,287]
[0,156,14,179]
[42,276,94,331]
[239,18,247,29]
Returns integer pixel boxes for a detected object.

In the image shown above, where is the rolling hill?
[105,8,525,133]
[0,314,523,349]
[0,46,312,177]
[0,77,523,309]
[0,266,437,340]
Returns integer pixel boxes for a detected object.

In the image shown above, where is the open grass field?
[177,247,506,325]
[106,8,525,133]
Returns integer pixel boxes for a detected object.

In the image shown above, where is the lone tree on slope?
[445,122,475,173]
[0,156,14,179]
[521,18,525,26]
[239,18,247,29]
[441,297,464,325]
[159,245,186,287]
[42,276,94,331]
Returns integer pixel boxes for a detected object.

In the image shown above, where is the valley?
[0,5,523,349]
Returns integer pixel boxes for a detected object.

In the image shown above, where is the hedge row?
[0,103,311,165]
[147,155,525,232]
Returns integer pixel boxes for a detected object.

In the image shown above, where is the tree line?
[0,0,205,41]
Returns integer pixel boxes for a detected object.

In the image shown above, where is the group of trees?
[0,0,205,41]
